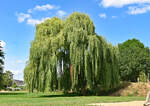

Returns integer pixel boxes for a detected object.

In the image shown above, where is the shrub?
[139,72,147,82]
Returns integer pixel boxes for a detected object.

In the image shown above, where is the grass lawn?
[0,91,145,106]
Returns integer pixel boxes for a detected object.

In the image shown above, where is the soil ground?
[89,101,146,106]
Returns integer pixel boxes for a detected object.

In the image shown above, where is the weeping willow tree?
[24,12,120,94]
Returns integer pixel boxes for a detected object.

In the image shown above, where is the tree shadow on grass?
[0,92,26,95]
[39,93,82,98]
[39,82,131,98]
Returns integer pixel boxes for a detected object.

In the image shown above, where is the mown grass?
[0,91,145,106]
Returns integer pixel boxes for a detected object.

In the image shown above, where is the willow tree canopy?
[24,12,120,94]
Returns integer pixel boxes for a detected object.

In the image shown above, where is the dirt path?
[89,101,145,106]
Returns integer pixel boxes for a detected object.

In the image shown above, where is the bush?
[139,72,147,82]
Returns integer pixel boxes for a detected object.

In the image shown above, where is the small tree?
[139,71,147,82]
[12,82,17,88]
[2,70,13,88]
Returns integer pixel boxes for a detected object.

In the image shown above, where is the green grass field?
[0,91,145,106]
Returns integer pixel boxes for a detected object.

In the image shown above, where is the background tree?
[12,82,17,88]
[0,41,4,89]
[118,38,150,82]
[2,70,13,88]
[139,71,147,82]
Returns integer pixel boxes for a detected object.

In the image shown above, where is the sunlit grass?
[0,91,145,106]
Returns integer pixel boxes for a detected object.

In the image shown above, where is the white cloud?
[57,10,66,17]
[16,4,65,26]
[112,16,117,18]
[0,40,6,47]
[33,4,59,12]
[27,17,51,26]
[27,18,42,26]
[10,70,23,80]
[4,58,26,80]
[16,60,24,64]
[27,9,32,13]
[16,13,30,23]
[128,5,150,15]
[27,4,59,13]
[99,13,107,18]
[101,0,150,8]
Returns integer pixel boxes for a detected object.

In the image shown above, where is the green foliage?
[0,41,4,69]
[12,82,17,88]
[139,71,147,82]
[0,41,4,89]
[24,12,120,94]
[118,38,150,82]
[2,70,13,88]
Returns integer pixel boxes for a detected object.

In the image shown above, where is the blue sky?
[0,0,150,80]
